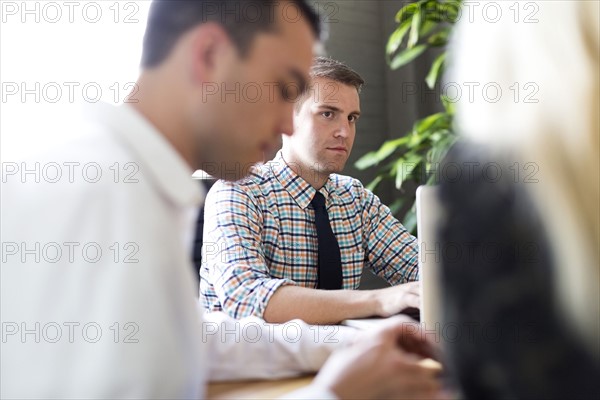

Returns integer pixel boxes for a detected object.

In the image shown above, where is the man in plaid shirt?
[201,57,420,324]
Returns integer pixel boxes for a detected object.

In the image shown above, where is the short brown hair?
[142,1,322,68]
[295,57,365,109]
[309,56,364,91]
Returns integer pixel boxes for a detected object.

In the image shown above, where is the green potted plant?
[355,0,462,233]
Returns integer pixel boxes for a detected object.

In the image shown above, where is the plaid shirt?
[200,152,418,319]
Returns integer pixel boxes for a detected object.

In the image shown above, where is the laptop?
[416,185,443,333]
[342,186,442,330]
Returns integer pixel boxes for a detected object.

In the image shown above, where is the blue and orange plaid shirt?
[200,152,419,319]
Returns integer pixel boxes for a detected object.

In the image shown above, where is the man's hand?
[312,316,444,399]
[374,281,421,318]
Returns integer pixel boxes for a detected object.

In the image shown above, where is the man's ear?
[188,22,232,84]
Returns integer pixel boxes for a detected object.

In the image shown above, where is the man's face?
[197,6,314,181]
[286,77,361,176]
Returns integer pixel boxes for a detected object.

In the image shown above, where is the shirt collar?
[269,151,335,210]
[86,102,204,209]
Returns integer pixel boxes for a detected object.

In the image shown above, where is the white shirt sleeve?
[201,311,357,381]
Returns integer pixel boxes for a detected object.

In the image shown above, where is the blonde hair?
[450,1,599,356]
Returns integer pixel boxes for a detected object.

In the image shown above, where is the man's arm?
[361,186,420,284]
[263,283,420,324]
[201,179,298,318]
[203,311,357,381]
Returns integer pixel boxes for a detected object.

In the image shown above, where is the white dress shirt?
[1,103,350,399]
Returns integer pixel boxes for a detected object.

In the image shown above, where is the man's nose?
[334,119,351,138]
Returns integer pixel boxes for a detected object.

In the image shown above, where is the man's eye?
[322,111,333,118]
[349,115,358,123]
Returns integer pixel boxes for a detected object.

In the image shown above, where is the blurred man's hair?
[141,0,322,68]
[295,57,365,110]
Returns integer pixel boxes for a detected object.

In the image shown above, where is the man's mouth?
[327,147,347,153]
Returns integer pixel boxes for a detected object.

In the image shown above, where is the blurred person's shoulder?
[2,103,150,215]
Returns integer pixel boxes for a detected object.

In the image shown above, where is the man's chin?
[312,163,344,177]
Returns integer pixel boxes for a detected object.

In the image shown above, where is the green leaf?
[441,0,462,23]
[422,1,444,23]
[394,155,422,189]
[441,94,456,114]
[377,136,409,157]
[429,132,458,164]
[419,19,437,36]
[382,158,400,176]
[388,198,405,215]
[427,28,450,47]
[354,151,379,170]
[414,112,446,133]
[390,44,427,69]
[366,175,384,192]
[407,130,429,147]
[425,52,446,89]
[354,137,409,170]
[426,173,438,186]
[386,20,412,56]
[408,7,422,48]
[402,209,418,235]
[429,128,450,143]
[395,2,420,24]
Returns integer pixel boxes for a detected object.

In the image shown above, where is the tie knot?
[311,192,326,209]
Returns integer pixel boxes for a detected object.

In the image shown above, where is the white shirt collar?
[86,102,204,209]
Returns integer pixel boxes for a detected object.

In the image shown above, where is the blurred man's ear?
[188,22,232,84]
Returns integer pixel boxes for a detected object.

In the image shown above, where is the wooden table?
[207,375,314,399]
[206,358,442,399]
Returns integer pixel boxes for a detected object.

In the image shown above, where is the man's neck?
[281,151,329,190]
[129,72,199,171]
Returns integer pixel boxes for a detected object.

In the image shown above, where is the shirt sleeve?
[361,187,419,284]
[203,311,357,382]
[201,179,297,319]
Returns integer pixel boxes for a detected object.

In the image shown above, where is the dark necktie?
[311,192,343,289]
